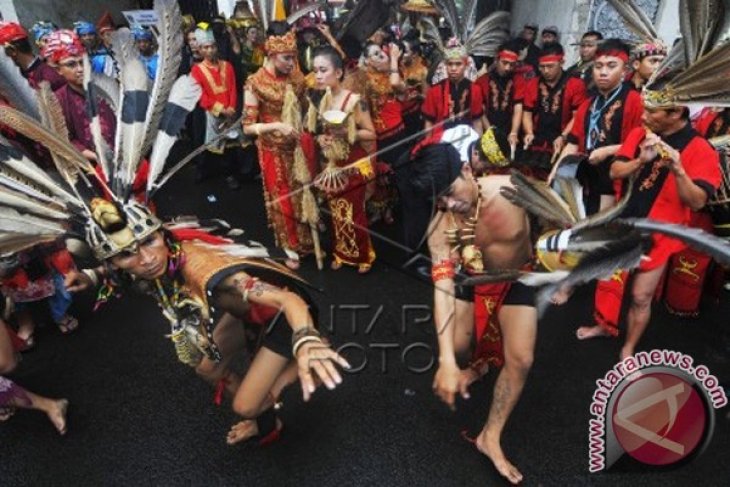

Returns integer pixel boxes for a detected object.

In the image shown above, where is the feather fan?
[534,234,648,316]
[0,139,78,205]
[649,42,730,109]
[500,171,576,228]
[0,185,68,219]
[462,0,480,38]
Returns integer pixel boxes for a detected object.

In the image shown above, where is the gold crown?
[480,128,509,167]
[265,30,297,54]
[642,86,676,110]
[444,44,468,60]
[400,0,439,15]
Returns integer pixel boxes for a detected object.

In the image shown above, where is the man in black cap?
[519,23,540,71]
[541,25,559,45]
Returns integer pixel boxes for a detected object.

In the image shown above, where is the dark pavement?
[2,160,730,486]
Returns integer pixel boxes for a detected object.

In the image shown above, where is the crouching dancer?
[65,203,349,445]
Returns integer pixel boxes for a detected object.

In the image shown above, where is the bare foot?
[285,258,300,270]
[0,406,16,421]
[550,286,573,305]
[576,325,612,340]
[475,432,524,485]
[226,419,258,445]
[47,399,68,435]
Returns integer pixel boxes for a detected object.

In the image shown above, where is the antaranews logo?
[588,349,727,472]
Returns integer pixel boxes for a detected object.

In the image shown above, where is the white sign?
[122,10,159,27]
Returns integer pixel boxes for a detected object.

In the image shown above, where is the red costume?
[191,60,237,117]
[595,124,721,334]
[568,84,643,332]
[313,92,376,270]
[245,66,313,255]
[662,109,729,315]
[520,72,587,177]
[422,78,484,130]
[475,69,524,134]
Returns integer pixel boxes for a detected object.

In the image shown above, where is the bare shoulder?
[477,175,514,200]
[477,175,528,226]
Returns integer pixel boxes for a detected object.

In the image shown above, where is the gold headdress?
[401,0,439,16]
[265,30,297,54]
[479,127,511,167]
[228,2,260,30]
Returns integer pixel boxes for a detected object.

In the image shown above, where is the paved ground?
[2,159,729,486]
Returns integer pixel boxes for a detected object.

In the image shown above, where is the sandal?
[56,315,79,335]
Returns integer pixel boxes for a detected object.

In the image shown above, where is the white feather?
[146,75,202,194]
[140,0,184,158]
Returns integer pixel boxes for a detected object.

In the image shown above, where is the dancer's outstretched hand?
[295,342,351,402]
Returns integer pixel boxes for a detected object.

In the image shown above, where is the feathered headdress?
[607,0,668,60]
[429,2,510,82]
[643,0,730,109]
[0,0,203,260]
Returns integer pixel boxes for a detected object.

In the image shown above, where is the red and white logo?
[611,372,707,466]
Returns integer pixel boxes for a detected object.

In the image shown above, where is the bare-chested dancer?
[410,139,536,484]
